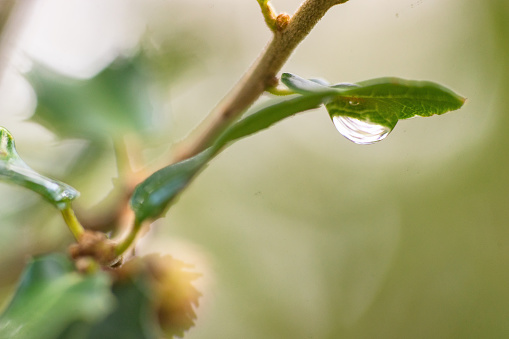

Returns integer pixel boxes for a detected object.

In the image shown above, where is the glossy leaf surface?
[281,72,465,130]
[0,127,79,209]
[216,90,340,147]
[325,77,466,130]
[130,148,215,224]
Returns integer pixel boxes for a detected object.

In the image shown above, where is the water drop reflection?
[332,116,392,145]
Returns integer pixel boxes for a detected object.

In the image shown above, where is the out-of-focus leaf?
[0,127,79,209]
[139,30,206,86]
[59,255,201,339]
[27,58,154,140]
[59,277,159,339]
[0,254,114,339]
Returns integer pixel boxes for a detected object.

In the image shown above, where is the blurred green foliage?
[28,59,154,141]
[1,0,509,339]
[0,254,113,339]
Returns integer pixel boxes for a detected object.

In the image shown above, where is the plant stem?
[61,206,85,240]
[114,220,142,256]
[257,0,278,32]
[266,86,295,96]
[113,137,133,180]
[174,0,350,160]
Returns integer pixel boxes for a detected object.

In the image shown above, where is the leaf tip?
[0,126,15,158]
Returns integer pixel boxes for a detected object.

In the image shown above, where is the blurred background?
[0,0,508,338]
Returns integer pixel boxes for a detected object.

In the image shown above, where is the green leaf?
[59,277,159,339]
[27,58,154,140]
[130,91,339,224]
[282,73,466,130]
[130,148,215,224]
[280,73,332,94]
[326,77,465,130]
[84,278,158,339]
[0,127,79,209]
[215,90,340,147]
[0,254,114,339]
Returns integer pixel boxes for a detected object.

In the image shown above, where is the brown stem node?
[276,13,291,31]
[68,230,118,267]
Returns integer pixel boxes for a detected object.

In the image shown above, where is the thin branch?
[174,0,350,161]
[61,206,85,240]
[113,137,133,180]
[257,0,278,32]
[266,86,294,96]
[114,220,143,257]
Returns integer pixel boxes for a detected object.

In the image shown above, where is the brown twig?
[174,0,350,161]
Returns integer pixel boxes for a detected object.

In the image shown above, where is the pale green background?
[1,0,508,338]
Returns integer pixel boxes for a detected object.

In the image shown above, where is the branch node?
[266,75,279,88]
[68,230,118,266]
[275,13,291,31]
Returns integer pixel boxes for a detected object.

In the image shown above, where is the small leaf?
[0,127,79,209]
[0,254,114,339]
[280,72,331,94]
[130,148,215,224]
[215,90,340,147]
[325,77,466,130]
[27,58,154,140]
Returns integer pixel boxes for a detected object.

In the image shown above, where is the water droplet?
[348,100,360,106]
[59,190,71,199]
[331,116,392,145]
